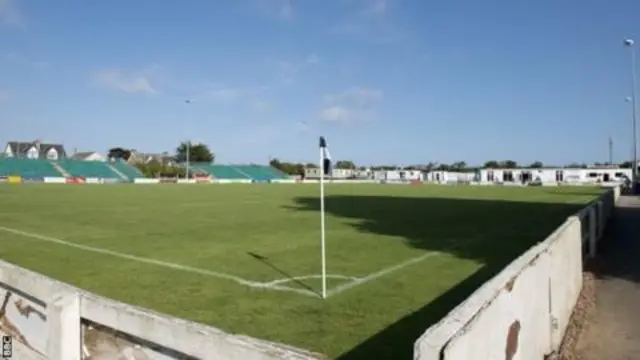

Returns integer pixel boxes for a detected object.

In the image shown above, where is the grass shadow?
[287,194,589,359]
[247,252,319,295]
[589,196,640,284]
[338,265,499,360]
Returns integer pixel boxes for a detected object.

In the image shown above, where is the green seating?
[0,158,61,178]
[191,164,288,181]
[193,164,250,179]
[57,160,120,178]
[111,160,144,180]
[264,166,289,179]
[233,165,288,181]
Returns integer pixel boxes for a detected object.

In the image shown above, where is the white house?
[304,167,358,179]
[476,168,632,184]
[3,141,67,160]
[425,171,476,183]
[384,170,423,181]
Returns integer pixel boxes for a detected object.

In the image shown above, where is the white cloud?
[0,90,10,104]
[324,86,383,106]
[92,69,156,94]
[276,61,299,84]
[3,53,50,70]
[256,0,294,20]
[240,124,281,144]
[274,53,320,84]
[319,106,373,125]
[0,0,23,27]
[330,0,406,43]
[305,54,320,65]
[208,88,242,102]
[319,86,382,125]
[364,0,388,15]
[252,99,273,113]
[202,84,269,106]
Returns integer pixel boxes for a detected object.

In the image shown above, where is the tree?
[269,158,282,170]
[424,162,437,172]
[620,161,633,168]
[501,160,518,168]
[268,158,305,176]
[335,160,357,169]
[451,161,467,170]
[135,160,187,178]
[484,160,500,169]
[175,142,214,163]
[529,161,543,169]
[107,147,132,161]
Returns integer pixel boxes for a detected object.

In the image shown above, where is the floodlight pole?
[625,38,638,191]
[185,99,193,179]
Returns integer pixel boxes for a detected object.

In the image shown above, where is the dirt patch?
[554,261,600,360]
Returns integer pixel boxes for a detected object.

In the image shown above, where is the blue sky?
[0,0,639,166]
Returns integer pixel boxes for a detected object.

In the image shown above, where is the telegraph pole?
[609,136,614,166]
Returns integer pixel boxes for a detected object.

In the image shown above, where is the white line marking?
[0,226,318,298]
[264,274,358,286]
[0,199,270,216]
[326,251,445,297]
[326,238,479,298]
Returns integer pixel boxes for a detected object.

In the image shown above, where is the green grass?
[0,184,603,359]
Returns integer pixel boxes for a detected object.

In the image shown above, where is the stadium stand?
[234,165,289,181]
[191,164,250,179]
[190,164,288,181]
[0,158,62,178]
[0,157,288,182]
[110,160,145,180]
[57,160,121,179]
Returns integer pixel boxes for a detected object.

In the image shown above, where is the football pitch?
[0,184,603,359]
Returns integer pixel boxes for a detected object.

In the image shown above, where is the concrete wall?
[414,186,621,360]
[0,261,324,360]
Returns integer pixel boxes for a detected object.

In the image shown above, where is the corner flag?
[319,136,332,176]
[318,136,331,299]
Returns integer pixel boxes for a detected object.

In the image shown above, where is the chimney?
[34,139,41,159]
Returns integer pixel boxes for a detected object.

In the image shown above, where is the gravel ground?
[571,197,640,360]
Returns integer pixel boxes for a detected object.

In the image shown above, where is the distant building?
[3,141,67,160]
[128,150,176,166]
[476,167,632,184]
[70,151,106,162]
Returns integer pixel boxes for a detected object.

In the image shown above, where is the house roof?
[70,151,99,160]
[6,141,67,159]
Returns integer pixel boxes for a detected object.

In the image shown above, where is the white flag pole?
[319,142,327,299]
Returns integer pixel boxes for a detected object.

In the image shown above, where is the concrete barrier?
[414,186,619,360]
[43,177,66,184]
[270,179,296,184]
[133,178,160,184]
[0,261,324,360]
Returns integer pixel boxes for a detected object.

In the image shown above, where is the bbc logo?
[1,336,11,359]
